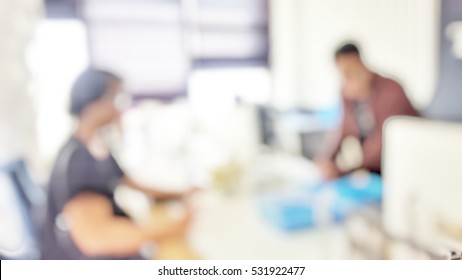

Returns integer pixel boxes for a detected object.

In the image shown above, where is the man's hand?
[314,158,340,180]
[145,202,194,240]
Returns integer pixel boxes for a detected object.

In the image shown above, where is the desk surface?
[153,191,350,260]
[149,154,351,260]
[188,191,350,260]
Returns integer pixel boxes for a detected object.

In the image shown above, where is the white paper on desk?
[251,153,321,191]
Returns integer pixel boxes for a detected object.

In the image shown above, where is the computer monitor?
[383,116,462,251]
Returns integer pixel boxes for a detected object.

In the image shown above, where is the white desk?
[189,191,350,259]
[124,150,352,260]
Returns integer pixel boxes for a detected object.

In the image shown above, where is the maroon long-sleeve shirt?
[324,73,419,173]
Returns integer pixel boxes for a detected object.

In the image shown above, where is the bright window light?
[27,20,89,164]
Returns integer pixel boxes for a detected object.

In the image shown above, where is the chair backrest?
[0,159,45,259]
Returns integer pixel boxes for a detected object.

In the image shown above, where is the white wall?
[271,0,440,110]
[27,20,89,172]
[0,0,42,166]
[270,0,305,109]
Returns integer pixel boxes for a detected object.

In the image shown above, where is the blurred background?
[1,0,462,260]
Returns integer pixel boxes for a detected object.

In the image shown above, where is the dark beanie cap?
[70,68,120,116]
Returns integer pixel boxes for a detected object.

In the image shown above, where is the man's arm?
[361,83,418,172]
[321,102,349,160]
[314,101,348,179]
[63,192,191,258]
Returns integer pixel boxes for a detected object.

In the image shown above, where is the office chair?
[0,159,46,259]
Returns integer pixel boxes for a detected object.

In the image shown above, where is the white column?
[0,0,42,165]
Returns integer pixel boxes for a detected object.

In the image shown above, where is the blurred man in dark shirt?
[316,43,419,179]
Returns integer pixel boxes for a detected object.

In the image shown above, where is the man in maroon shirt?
[315,43,419,179]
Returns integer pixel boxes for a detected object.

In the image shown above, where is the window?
[83,0,188,97]
[81,0,269,98]
[189,0,269,67]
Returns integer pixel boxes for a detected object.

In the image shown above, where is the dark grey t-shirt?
[41,136,125,259]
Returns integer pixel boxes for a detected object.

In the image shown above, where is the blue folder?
[259,173,382,231]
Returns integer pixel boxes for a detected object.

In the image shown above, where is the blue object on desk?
[259,192,316,230]
[259,173,382,231]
